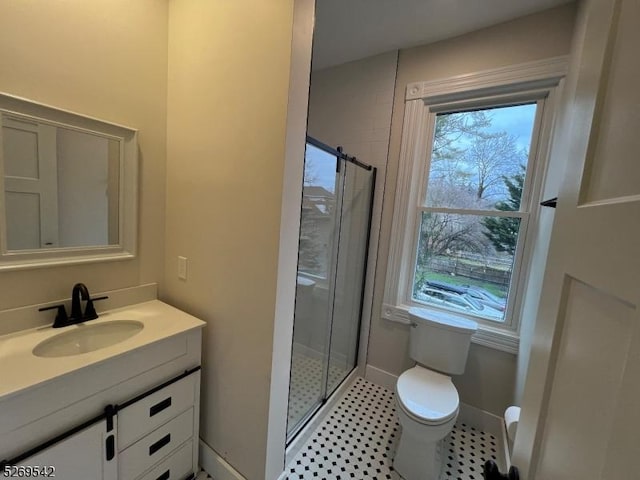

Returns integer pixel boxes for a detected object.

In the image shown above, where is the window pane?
[412,212,521,322]
[426,104,537,211]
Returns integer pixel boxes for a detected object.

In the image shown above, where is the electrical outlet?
[178,256,187,280]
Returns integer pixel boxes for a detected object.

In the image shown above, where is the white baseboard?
[364,364,507,451]
[199,440,247,480]
[455,402,503,438]
[456,403,510,471]
[364,364,398,391]
[501,417,512,470]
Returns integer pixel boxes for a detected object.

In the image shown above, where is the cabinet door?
[14,419,117,480]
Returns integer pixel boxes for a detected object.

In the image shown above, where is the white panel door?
[513,0,640,478]
[16,419,117,480]
[1,116,58,249]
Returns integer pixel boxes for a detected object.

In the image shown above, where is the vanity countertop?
[0,300,205,402]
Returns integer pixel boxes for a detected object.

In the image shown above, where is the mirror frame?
[0,92,138,270]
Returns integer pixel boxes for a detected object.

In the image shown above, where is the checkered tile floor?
[284,377,502,480]
[287,350,348,431]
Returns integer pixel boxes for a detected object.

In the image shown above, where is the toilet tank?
[408,307,478,375]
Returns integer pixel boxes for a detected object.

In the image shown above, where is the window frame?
[409,97,543,328]
[382,58,568,353]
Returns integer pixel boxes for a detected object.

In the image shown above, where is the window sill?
[381,303,519,355]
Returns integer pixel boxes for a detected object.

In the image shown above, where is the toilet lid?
[396,366,459,425]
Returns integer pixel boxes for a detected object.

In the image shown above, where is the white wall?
[365,3,578,416]
[163,1,298,479]
[0,2,307,479]
[0,1,168,308]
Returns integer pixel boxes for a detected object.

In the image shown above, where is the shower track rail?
[306,135,374,172]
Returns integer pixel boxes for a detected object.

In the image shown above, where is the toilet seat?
[396,365,459,426]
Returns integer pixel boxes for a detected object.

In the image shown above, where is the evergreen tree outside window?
[482,166,525,255]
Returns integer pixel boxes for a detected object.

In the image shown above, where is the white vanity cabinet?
[0,301,204,480]
[9,369,200,480]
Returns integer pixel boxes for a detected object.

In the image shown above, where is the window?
[383,59,567,352]
[413,104,537,323]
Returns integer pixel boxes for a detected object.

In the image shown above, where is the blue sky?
[481,102,537,151]
[304,143,338,193]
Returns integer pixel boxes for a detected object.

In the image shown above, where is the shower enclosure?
[286,137,375,441]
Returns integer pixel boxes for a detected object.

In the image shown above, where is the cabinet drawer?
[135,439,193,480]
[119,408,194,480]
[119,373,197,450]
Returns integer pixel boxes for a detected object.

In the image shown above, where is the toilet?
[393,307,478,480]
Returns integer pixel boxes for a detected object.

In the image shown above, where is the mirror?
[0,93,137,270]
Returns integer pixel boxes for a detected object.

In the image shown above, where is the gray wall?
[365,3,578,416]
[306,4,577,417]
[307,50,399,375]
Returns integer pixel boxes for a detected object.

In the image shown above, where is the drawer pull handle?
[150,397,172,417]
[149,434,171,456]
[105,435,115,461]
[156,469,170,480]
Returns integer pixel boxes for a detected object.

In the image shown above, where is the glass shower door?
[286,138,375,441]
[326,160,374,394]
[287,143,342,436]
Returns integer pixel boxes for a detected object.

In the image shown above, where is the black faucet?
[38,283,109,328]
[70,283,90,322]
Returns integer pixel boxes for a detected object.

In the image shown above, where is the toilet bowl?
[394,365,459,480]
[393,308,477,480]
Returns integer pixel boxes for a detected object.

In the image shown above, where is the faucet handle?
[84,296,109,320]
[39,304,69,328]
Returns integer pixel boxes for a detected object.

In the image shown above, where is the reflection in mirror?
[3,114,121,250]
[0,92,137,270]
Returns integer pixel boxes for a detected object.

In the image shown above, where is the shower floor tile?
[285,377,503,480]
[288,350,348,430]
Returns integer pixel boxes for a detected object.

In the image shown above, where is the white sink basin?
[33,320,144,358]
